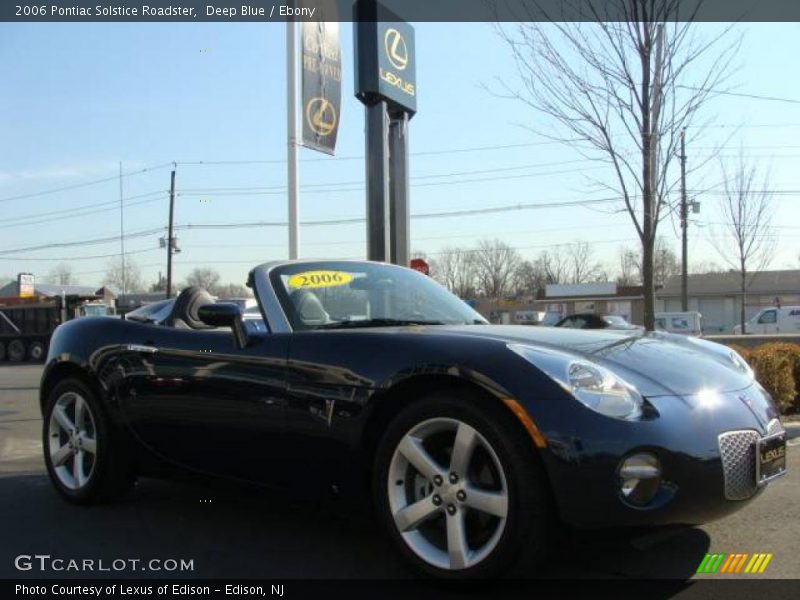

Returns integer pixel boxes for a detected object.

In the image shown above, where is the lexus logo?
[305,97,336,137]
[384,28,408,71]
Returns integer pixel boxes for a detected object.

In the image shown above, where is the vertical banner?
[301,21,342,155]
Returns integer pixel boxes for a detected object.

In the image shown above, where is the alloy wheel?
[47,392,98,490]
[387,417,509,571]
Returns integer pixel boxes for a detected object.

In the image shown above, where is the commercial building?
[656,270,800,333]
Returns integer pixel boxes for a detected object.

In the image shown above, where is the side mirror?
[198,303,249,349]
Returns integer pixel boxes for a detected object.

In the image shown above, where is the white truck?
[733,306,800,334]
[655,311,703,336]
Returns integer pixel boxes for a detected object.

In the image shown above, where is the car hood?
[430,325,753,397]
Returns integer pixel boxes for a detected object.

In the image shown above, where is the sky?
[0,21,799,290]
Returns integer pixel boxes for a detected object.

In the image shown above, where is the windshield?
[80,304,113,317]
[603,315,628,326]
[126,299,174,324]
[270,261,487,331]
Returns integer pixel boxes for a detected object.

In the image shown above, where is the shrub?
[748,344,797,414]
[765,342,800,392]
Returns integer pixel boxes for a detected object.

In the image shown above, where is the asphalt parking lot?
[1,363,798,581]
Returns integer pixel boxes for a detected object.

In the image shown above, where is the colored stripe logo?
[696,553,773,574]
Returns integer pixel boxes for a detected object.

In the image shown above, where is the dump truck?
[0,294,114,362]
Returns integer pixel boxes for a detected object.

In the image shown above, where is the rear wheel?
[0,341,5,361]
[7,339,25,362]
[28,341,45,362]
[373,392,553,579]
[43,378,134,503]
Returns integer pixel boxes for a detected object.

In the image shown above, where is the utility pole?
[166,169,176,299]
[119,161,126,295]
[680,128,688,311]
[286,19,300,259]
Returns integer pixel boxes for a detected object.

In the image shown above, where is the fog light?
[618,453,661,506]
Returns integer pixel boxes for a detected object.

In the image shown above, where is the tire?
[7,339,26,362]
[0,341,5,361]
[373,391,553,579]
[28,341,46,362]
[42,378,135,504]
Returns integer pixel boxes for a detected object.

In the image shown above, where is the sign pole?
[366,101,391,262]
[287,20,300,260]
[389,111,409,266]
[354,2,416,266]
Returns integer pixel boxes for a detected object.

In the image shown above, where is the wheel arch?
[360,372,548,471]
[40,362,105,417]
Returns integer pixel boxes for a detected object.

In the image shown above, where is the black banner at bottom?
[5,579,800,600]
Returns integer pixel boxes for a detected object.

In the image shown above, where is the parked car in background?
[655,312,703,336]
[733,306,800,334]
[554,312,642,331]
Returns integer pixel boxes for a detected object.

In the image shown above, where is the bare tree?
[690,259,725,274]
[497,3,738,328]
[473,239,521,298]
[617,247,640,285]
[711,156,776,331]
[104,256,144,292]
[46,263,77,286]
[184,267,222,293]
[513,259,548,297]
[565,241,607,284]
[536,247,569,284]
[617,238,680,285]
[430,247,478,298]
[216,283,252,299]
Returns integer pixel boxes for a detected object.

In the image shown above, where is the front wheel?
[43,378,134,503]
[373,392,553,579]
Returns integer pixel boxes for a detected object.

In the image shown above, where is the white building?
[656,270,800,333]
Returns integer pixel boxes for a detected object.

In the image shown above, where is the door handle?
[127,344,158,354]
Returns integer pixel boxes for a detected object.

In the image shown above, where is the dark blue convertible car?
[39,260,786,578]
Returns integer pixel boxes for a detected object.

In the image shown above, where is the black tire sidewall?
[42,378,127,503]
[29,342,45,362]
[373,392,550,579]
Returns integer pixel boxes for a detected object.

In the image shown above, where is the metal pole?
[119,161,125,295]
[389,112,409,266]
[365,101,391,262]
[680,128,688,311]
[166,170,176,299]
[287,20,300,259]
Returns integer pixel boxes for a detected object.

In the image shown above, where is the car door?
[118,324,291,486]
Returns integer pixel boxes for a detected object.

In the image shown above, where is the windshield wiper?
[317,318,447,329]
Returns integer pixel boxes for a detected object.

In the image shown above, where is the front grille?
[718,430,760,501]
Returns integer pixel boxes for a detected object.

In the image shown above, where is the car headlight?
[728,349,754,377]
[508,344,643,420]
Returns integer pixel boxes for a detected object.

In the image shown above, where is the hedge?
[727,342,800,414]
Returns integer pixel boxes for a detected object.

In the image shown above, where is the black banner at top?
[6,0,800,22]
[301,21,342,155]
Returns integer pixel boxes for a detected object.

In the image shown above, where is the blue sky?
[0,21,798,289]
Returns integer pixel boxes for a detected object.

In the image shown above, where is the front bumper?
[533,384,786,529]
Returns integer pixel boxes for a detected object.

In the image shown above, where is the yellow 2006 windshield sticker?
[288,271,354,289]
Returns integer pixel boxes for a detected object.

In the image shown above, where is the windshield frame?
[260,260,486,332]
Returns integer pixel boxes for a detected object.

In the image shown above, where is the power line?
[173,141,563,167]
[0,196,623,256]
[0,247,161,262]
[0,162,172,204]
[0,191,167,228]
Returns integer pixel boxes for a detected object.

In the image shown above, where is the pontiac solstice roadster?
[40,260,786,578]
